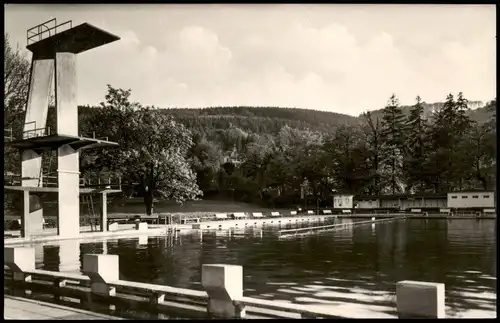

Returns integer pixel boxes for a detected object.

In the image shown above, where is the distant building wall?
[381,198,447,209]
[333,195,354,209]
[356,199,380,209]
[447,192,495,208]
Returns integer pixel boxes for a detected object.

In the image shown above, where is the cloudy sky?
[5,4,496,115]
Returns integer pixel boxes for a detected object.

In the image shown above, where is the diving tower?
[4,18,121,239]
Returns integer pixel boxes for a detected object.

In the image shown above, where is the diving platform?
[6,134,118,153]
[27,19,120,58]
[11,18,121,240]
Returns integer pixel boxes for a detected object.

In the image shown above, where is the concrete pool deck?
[4,295,125,320]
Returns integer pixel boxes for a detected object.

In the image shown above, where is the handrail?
[4,267,348,319]
[27,19,73,45]
[4,248,447,319]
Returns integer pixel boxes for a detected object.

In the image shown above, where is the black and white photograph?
[4,3,496,320]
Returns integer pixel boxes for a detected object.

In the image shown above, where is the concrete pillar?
[5,247,35,296]
[34,244,44,267]
[100,193,107,232]
[55,52,80,239]
[202,264,245,318]
[4,247,35,279]
[21,150,42,187]
[138,236,148,245]
[59,239,81,274]
[55,53,77,136]
[25,58,54,136]
[396,280,445,318]
[21,191,44,238]
[57,145,80,238]
[83,254,119,297]
[136,222,148,231]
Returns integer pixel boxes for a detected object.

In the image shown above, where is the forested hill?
[161,101,493,135]
[364,100,492,123]
[162,106,360,135]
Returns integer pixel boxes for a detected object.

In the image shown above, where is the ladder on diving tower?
[80,194,98,231]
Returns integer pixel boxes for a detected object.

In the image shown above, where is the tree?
[360,111,383,195]
[380,94,406,194]
[82,85,202,214]
[4,34,31,174]
[404,96,429,192]
[189,137,223,194]
[426,93,474,191]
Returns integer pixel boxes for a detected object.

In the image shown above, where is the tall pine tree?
[380,94,407,194]
[404,96,429,193]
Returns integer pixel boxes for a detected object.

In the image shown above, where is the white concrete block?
[290,211,297,216]
[138,236,148,245]
[4,247,35,272]
[82,254,119,283]
[108,222,119,232]
[396,280,445,318]
[202,264,244,318]
[135,222,148,231]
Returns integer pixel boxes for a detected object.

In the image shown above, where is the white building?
[333,194,354,209]
[355,197,380,209]
[447,191,496,209]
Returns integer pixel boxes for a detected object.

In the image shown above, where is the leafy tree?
[4,34,30,174]
[82,85,202,214]
[360,111,383,195]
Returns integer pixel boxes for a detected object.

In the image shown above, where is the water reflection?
[19,219,496,318]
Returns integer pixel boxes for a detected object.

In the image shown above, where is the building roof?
[355,193,447,200]
[447,190,496,194]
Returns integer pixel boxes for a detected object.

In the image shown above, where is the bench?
[322,210,332,215]
[252,212,264,218]
[270,212,281,217]
[232,212,246,219]
[342,210,352,214]
[215,213,228,220]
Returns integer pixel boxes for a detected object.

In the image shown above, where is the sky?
[4,4,496,116]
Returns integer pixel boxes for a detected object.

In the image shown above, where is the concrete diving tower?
[4,19,120,239]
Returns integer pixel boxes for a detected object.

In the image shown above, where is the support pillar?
[202,264,245,318]
[55,52,80,239]
[100,193,107,232]
[57,146,80,238]
[396,280,445,318]
[24,57,54,138]
[59,239,81,274]
[83,254,119,296]
[21,58,54,236]
[21,191,44,238]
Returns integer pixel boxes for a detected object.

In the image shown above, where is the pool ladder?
[81,194,98,231]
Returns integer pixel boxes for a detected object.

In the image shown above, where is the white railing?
[4,247,446,319]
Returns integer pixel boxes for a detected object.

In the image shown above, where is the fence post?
[4,247,35,296]
[396,280,445,318]
[202,264,245,318]
[82,254,119,297]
